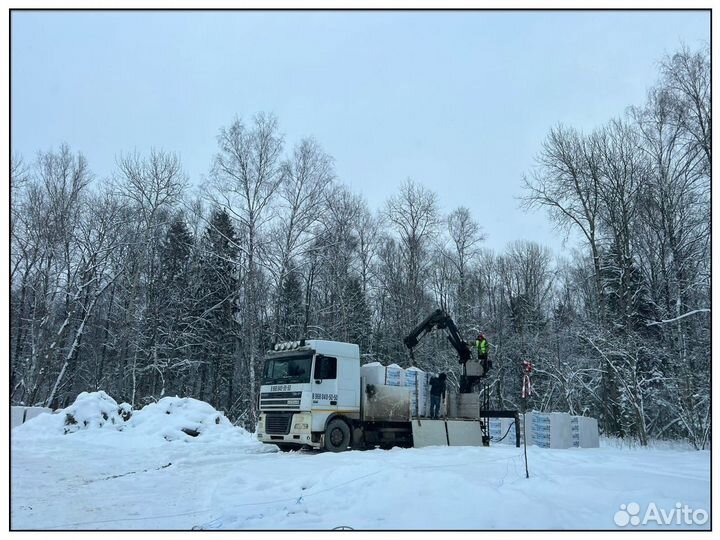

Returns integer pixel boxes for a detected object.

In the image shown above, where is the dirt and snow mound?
[14,391,131,436]
[14,392,252,444]
[62,391,132,433]
[128,397,238,442]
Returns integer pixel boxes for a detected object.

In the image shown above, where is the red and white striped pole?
[521,360,534,398]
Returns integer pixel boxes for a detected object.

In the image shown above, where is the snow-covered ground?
[10,393,710,530]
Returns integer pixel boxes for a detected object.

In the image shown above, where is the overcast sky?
[10,10,709,255]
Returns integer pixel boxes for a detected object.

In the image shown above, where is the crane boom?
[403,308,472,363]
[403,308,491,393]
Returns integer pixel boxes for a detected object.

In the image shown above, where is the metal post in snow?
[521,360,534,479]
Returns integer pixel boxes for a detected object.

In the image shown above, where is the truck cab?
[256,340,361,451]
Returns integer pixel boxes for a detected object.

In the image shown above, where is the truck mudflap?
[411,418,486,448]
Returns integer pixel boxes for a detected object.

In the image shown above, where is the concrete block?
[411,419,448,448]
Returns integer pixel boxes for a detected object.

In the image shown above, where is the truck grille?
[265,412,293,435]
[260,391,301,411]
[261,401,300,410]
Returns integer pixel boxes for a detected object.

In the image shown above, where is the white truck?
[256,331,520,452]
[256,339,414,451]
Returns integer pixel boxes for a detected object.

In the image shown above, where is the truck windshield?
[262,354,313,385]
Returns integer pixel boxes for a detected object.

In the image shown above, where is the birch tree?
[208,113,283,425]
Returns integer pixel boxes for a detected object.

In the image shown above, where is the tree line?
[10,46,709,447]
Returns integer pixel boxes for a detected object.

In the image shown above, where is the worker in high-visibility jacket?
[475,333,489,361]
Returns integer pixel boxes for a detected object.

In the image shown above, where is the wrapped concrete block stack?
[531,412,551,447]
[405,367,429,417]
[481,410,600,448]
[489,417,503,441]
[530,412,572,448]
[571,416,579,446]
[360,362,387,386]
[384,363,406,386]
[359,361,406,387]
[11,406,53,429]
[571,415,600,448]
[489,417,518,445]
[512,411,599,448]
[11,406,26,429]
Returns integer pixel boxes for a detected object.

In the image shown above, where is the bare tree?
[45,192,128,406]
[354,200,381,299]
[208,112,284,424]
[269,137,334,340]
[114,149,188,405]
[522,126,606,321]
[116,150,187,227]
[659,44,711,171]
[384,179,440,316]
[446,206,484,326]
[9,146,95,405]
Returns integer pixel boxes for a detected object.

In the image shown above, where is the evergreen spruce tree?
[192,208,239,411]
[157,214,194,396]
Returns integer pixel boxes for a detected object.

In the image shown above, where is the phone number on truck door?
[312,393,337,401]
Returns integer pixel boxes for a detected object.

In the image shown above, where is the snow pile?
[127,397,238,442]
[14,392,253,445]
[14,391,131,436]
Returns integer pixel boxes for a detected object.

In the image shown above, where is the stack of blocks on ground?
[11,406,53,429]
[489,411,599,448]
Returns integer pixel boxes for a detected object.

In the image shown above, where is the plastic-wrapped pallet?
[531,412,551,446]
[517,412,546,446]
[360,362,387,386]
[530,411,572,449]
[489,417,503,441]
[571,415,599,448]
[384,363,406,387]
[405,367,419,414]
[404,366,424,390]
[405,366,428,417]
[423,372,433,417]
[24,406,52,422]
[495,417,518,445]
[571,416,580,446]
[11,406,25,429]
[518,412,531,445]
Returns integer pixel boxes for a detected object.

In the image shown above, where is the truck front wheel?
[324,419,351,452]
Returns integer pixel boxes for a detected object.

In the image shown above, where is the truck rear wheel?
[324,418,351,452]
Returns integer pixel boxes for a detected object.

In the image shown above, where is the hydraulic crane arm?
[403,308,472,364]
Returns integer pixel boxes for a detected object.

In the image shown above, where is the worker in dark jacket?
[429,373,447,419]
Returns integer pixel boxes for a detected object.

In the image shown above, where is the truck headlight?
[294,423,309,430]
